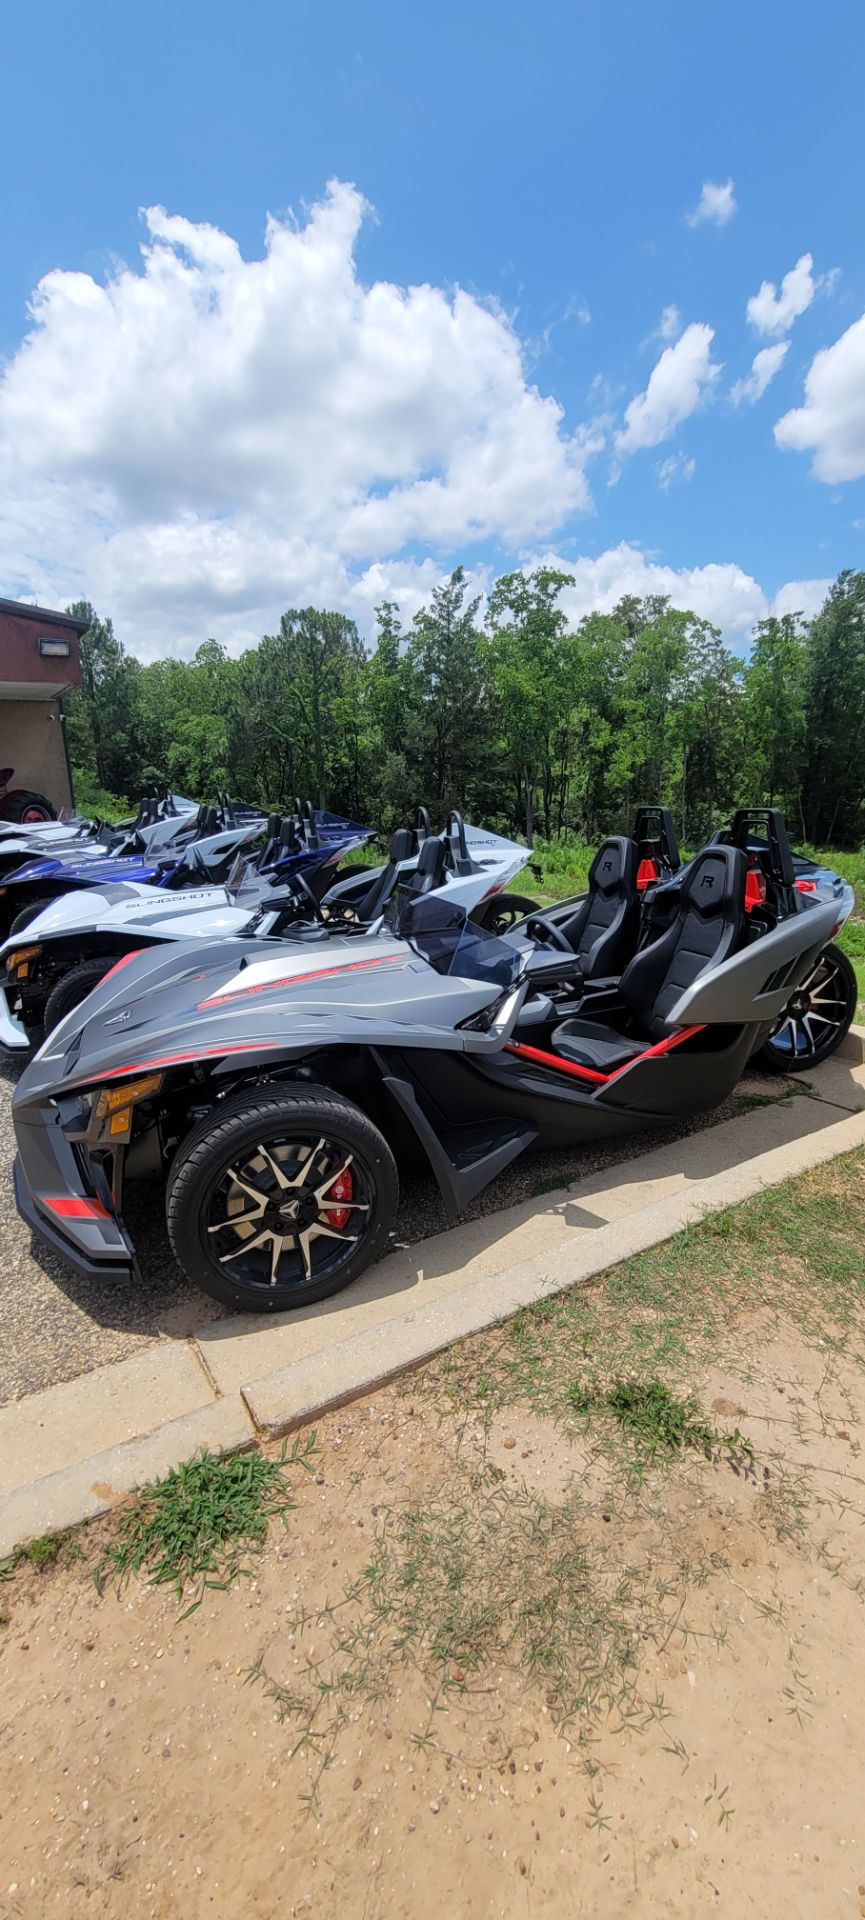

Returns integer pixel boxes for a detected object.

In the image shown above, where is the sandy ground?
[2,1310,865,1920]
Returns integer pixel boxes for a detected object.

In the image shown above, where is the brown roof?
[0,597,91,636]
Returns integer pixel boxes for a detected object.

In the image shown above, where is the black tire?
[754,943,858,1073]
[166,1084,399,1313]
[43,957,115,1034]
[0,791,55,824]
[9,894,59,937]
[469,892,540,935]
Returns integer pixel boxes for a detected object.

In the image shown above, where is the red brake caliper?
[327,1167,353,1229]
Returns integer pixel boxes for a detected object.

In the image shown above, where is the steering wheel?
[525,913,573,954]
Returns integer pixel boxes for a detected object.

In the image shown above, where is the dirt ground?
[3,1289,865,1920]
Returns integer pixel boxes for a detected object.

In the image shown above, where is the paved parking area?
[0,1054,758,1405]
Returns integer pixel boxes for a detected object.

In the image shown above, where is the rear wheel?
[166,1086,399,1313]
[470,892,540,935]
[754,943,857,1073]
[0,791,55,824]
[44,957,115,1034]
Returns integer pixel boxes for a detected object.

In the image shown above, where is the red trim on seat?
[636,857,658,890]
[504,1024,707,1087]
[42,1194,111,1220]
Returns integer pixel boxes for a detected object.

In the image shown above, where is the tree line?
[65,565,865,849]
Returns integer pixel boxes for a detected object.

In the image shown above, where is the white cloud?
[655,452,696,489]
[615,324,721,457]
[0,181,601,657]
[746,252,818,336]
[774,312,865,482]
[770,578,831,621]
[686,180,737,228]
[730,341,790,406]
[658,304,681,340]
[531,542,829,646]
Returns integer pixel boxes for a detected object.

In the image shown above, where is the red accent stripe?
[43,1194,111,1220]
[101,949,145,982]
[69,1040,282,1087]
[197,951,406,1009]
[504,1024,706,1087]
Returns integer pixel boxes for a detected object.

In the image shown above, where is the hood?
[4,853,165,886]
[0,883,243,955]
[18,930,498,1100]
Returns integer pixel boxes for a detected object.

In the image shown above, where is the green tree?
[801,573,865,844]
[484,568,575,843]
[64,601,141,798]
[403,570,496,819]
[742,614,807,826]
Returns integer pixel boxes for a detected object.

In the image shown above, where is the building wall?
[0,701,73,808]
[0,610,81,692]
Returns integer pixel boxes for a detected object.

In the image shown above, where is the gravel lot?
[0,1053,771,1404]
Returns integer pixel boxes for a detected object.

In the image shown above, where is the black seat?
[402,835,446,898]
[557,837,640,980]
[357,827,415,923]
[552,845,747,1073]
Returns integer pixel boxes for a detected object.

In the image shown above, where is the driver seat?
[356,828,415,923]
[557,837,640,980]
[550,845,747,1073]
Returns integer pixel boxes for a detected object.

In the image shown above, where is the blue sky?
[1,0,863,657]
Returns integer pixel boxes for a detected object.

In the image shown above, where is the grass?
[566,1375,753,1471]
[11,1146,864,1811]
[96,1438,316,1614]
[248,1151,865,1801]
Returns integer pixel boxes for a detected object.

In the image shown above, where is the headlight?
[93,1072,164,1140]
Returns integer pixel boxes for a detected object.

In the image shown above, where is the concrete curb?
[2,1044,864,1557]
[241,1104,865,1437]
[0,1396,255,1556]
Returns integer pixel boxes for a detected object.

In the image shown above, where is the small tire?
[43,958,116,1034]
[166,1084,399,1313]
[753,942,858,1073]
[9,895,59,937]
[469,892,540,935]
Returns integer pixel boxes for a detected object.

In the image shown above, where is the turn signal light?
[7,945,41,970]
[94,1072,163,1119]
[7,944,42,979]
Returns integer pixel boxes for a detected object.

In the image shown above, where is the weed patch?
[97,1438,316,1614]
[567,1375,753,1470]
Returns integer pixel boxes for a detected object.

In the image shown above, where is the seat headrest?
[388,828,415,863]
[682,845,746,915]
[408,836,446,895]
[588,837,637,894]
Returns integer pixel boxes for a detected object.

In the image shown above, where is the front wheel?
[166,1086,399,1313]
[44,957,116,1034]
[470,892,540,936]
[754,943,858,1073]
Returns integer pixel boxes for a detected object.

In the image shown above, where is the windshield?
[225,851,267,900]
[398,893,523,990]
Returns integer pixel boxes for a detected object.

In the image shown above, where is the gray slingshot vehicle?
[12,810,853,1315]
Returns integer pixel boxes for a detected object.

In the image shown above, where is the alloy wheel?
[766,949,852,1066]
[204,1133,372,1292]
